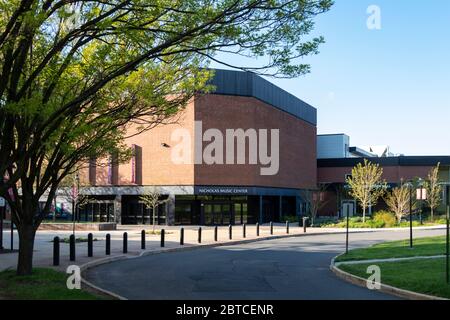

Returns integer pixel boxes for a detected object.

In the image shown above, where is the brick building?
[75,69,317,225]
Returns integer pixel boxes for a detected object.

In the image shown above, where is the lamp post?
[346,202,349,255]
[72,172,80,237]
[444,184,450,284]
[446,185,449,284]
[416,178,427,225]
[404,181,414,249]
[0,196,4,250]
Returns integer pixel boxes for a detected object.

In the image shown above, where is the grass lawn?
[339,258,450,299]
[0,268,102,300]
[336,236,448,262]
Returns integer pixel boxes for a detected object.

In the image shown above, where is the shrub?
[281,216,299,223]
[373,211,397,228]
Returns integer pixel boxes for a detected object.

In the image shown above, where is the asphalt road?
[85,228,445,300]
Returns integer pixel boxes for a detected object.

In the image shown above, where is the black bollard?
[69,234,76,261]
[214,225,218,242]
[198,227,202,244]
[286,221,289,234]
[87,233,93,257]
[180,227,184,245]
[243,224,246,238]
[105,234,111,255]
[229,225,232,240]
[10,222,13,251]
[303,217,308,233]
[270,222,273,235]
[141,230,146,250]
[256,223,260,237]
[161,229,165,247]
[123,232,128,253]
[53,237,60,266]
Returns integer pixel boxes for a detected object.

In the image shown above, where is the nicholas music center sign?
[195,187,249,195]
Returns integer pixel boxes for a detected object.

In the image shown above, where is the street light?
[440,183,450,284]
[445,185,450,284]
[416,178,427,225]
[72,172,80,237]
[406,179,426,249]
[402,181,414,248]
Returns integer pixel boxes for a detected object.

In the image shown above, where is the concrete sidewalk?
[0,224,447,273]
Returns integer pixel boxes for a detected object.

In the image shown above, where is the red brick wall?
[81,94,317,190]
[318,165,434,184]
[194,94,317,189]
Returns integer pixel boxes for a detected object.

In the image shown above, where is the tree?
[385,182,411,224]
[346,159,387,223]
[424,163,442,221]
[301,184,329,226]
[139,187,168,233]
[0,0,332,275]
[57,171,90,232]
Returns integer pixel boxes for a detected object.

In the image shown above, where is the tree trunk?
[152,206,156,233]
[362,207,366,223]
[16,223,36,276]
[430,208,434,222]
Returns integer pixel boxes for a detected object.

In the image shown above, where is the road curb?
[78,227,447,300]
[330,256,448,301]
[79,229,352,300]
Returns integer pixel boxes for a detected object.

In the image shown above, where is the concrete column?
[166,194,176,226]
[259,196,263,224]
[113,195,122,224]
[279,196,283,221]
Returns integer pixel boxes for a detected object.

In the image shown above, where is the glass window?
[234,203,242,225]
[213,204,222,225]
[204,205,213,225]
[242,203,248,224]
[222,204,231,225]
[175,203,192,225]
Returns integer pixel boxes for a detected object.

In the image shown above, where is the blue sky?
[213,0,450,155]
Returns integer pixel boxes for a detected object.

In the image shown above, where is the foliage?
[346,159,387,223]
[139,187,168,231]
[372,210,397,228]
[0,0,333,275]
[320,210,438,229]
[281,215,299,223]
[300,183,329,225]
[424,163,442,221]
[385,182,412,223]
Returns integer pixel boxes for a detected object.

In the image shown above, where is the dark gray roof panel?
[208,69,317,126]
[318,156,450,168]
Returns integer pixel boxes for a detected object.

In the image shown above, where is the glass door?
[222,204,231,225]
[213,204,222,225]
[204,204,213,225]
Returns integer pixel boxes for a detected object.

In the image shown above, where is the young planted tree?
[58,171,90,221]
[139,187,168,233]
[0,0,333,275]
[385,182,411,224]
[424,163,442,221]
[346,159,387,223]
[301,184,329,226]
